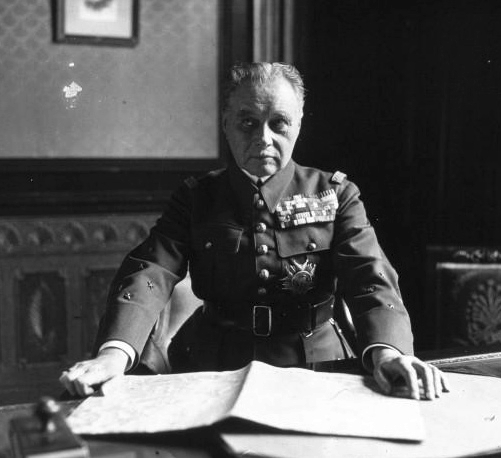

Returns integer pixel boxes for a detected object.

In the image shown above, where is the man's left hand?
[372,347,450,400]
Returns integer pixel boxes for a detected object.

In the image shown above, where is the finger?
[373,366,392,395]
[64,364,88,382]
[78,366,109,388]
[59,372,76,396]
[72,367,103,397]
[414,362,435,400]
[398,361,420,400]
[440,370,451,393]
[431,365,443,398]
[73,379,94,398]
[74,380,96,397]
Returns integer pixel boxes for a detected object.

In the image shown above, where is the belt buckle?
[253,305,272,336]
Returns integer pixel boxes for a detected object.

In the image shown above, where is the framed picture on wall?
[54,0,139,46]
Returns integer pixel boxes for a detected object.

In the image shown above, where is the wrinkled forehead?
[226,78,303,116]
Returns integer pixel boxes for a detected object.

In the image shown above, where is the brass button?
[257,244,269,255]
[204,241,213,249]
[257,287,267,295]
[365,285,376,293]
[123,292,132,300]
[255,199,266,209]
[255,222,267,233]
[258,269,270,280]
[307,242,317,251]
[387,303,395,309]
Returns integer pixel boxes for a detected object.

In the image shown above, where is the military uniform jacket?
[95,159,413,373]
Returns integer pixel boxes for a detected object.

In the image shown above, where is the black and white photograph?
[0,1,500,457]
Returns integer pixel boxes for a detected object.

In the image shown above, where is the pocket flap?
[275,224,332,258]
[192,224,243,253]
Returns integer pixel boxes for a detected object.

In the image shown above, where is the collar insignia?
[275,189,338,229]
[281,260,316,295]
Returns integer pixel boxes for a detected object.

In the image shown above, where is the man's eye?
[240,119,256,129]
[270,119,289,132]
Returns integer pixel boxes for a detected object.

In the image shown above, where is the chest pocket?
[275,223,333,258]
[191,223,243,298]
[192,223,243,253]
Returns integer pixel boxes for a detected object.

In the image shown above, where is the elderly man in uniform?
[60,62,448,400]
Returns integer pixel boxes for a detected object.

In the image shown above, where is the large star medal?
[281,259,316,295]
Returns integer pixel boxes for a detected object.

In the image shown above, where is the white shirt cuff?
[98,340,136,371]
[361,343,402,372]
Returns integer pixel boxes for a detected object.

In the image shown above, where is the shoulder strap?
[330,170,347,185]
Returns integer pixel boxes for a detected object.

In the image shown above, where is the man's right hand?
[59,347,129,397]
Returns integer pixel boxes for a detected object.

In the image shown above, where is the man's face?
[223,77,303,177]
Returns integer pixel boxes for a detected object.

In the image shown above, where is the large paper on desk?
[68,360,425,441]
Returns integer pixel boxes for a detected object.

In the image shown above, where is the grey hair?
[222,62,305,111]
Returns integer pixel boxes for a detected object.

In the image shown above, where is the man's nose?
[254,123,273,147]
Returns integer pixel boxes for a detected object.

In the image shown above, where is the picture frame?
[54,0,139,47]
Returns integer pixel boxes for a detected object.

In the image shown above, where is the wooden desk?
[0,402,228,458]
[1,351,500,458]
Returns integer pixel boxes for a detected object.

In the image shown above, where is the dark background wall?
[293,0,501,348]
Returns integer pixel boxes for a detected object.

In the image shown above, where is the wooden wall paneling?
[426,246,501,351]
[16,267,68,367]
[0,262,12,368]
[1,267,18,368]
[66,262,84,362]
[0,214,158,404]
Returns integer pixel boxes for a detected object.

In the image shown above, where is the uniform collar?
[228,159,296,213]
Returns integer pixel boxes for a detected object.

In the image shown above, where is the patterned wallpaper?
[0,0,219,159]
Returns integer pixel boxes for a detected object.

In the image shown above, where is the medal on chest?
[281,259,316,295]
[275,189,338,229]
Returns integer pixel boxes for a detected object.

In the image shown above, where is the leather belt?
[203,295,334,337]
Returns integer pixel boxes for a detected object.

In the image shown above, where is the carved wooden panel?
[17,272,67,365]
[427,246,501,349]
[0,213,158,404]
[0,214,155,255]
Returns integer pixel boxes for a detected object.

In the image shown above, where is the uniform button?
[257,287,267,295]
[387,303,395,309]
[204,241,213,249]
[257,245,269,255]
[123,292,132,300]
[255,222,267,233]
[258,269,270,280]
[365,285,376,293]
[306,242,317,251]
[255,199,266,209]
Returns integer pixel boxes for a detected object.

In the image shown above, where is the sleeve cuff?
[98,340,137,372]
[361,343,402,372]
